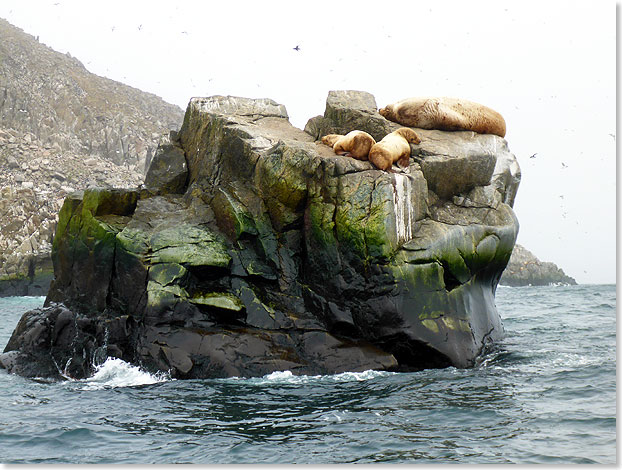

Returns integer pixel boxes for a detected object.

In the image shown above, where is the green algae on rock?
[1,91,521,380]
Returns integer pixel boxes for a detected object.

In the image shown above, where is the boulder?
[304,90,390,142]
[144,132,188,194]
[2,91,521,380]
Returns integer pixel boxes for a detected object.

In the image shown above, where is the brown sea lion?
[320,130,376,160]
[368,128,421,171]
[379,97,506,137]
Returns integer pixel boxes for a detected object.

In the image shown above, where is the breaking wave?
[227,369,395,386]
[73,358,171,390]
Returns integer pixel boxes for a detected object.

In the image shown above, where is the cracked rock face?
[1,91,521,380]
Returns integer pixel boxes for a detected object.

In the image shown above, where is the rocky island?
[500,244,577,286]
[0,90,521,379]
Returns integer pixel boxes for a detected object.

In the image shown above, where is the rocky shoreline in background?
[0,18,184,295]
[499,244,577,286]
[0,18,183,169]
[0,127,145,295]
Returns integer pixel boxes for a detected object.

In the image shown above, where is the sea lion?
[368,128,421,171]
[320,130,376,160]
[379,97,506,138]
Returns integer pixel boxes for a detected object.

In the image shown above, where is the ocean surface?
[0,284,616,464]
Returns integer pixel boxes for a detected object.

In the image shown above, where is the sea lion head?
[321,134,341,147]
[379,106,392,120]
[395,127,421,144]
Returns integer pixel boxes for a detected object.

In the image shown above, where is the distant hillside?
[0,18,184,295]
[0,17,184,170]
[500,244,577,286]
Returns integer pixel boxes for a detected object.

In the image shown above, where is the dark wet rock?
[0,303,137,379]
[3,91,522,380]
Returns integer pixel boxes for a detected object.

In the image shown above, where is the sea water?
[0,284,616,464]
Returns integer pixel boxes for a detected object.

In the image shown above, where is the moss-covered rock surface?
[1,91,521,379]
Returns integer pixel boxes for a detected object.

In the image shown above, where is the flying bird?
[561,162,568,169]
[293,45,300,51]
[529,153,537,159]
[609,133,615,141]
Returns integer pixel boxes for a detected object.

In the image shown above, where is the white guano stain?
[392,173,414,244]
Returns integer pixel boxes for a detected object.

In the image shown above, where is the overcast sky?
[0,0,616,284]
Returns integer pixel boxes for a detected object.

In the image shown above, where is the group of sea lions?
[321,128,420,172]
[321,96,506,172]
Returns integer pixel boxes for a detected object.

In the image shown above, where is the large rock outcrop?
[1,91,521,380]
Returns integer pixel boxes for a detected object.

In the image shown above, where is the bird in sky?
[293,45,300,51]
[529,153,537,159]
[561,162,568,169]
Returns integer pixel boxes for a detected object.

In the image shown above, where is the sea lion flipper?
[397,154,410,169]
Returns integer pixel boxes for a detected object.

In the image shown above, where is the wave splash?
[65,359,391,390]
[229,369,395,385]
[75,358,171,390]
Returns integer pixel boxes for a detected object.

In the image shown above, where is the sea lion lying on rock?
[368,127,421,171]
[321,130,376,160]
[379,97,506,138]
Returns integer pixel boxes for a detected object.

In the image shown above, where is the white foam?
[232,369,395,386]
[263,370,296,381]
[77,357,171,390]
[329,369,394,382]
